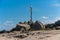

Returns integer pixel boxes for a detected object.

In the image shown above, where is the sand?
[0,30,60,40]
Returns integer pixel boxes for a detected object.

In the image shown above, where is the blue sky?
[0,0,60,30]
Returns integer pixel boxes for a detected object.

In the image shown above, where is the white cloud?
[47,20,54,23]
[45,17,60,24]
[52,3,60,7]
[54,17,60,21]
[43,20,54,24]
[41,16,49,19]
[51,0,60,7]
[4,20,14,26]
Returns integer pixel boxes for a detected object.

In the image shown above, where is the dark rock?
[0,30,6,34]
[14,35,28,39]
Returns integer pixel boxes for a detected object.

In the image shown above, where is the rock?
[36,32,41,35]
[14,34,28,39]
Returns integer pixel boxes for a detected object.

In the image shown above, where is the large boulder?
[55,26,60,30]
[55,20,60,26]
[17,24,30,31]
[45,24,56,30]
[30,21,44,30]
[11,23,30,32]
